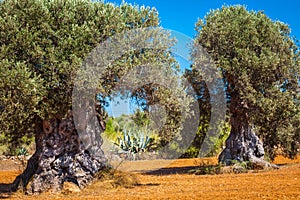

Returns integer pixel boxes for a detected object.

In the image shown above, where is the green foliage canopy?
[0,0,178,151]
[195,5,300,159]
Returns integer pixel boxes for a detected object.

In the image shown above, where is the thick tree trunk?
[11,111,106,194]
[218,98,278,169]
[11,117,44,192]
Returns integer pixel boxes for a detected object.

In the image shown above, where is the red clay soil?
[0,156,299,200]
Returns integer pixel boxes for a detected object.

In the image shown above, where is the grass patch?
[189,161,224,175]
[189,160,257,175]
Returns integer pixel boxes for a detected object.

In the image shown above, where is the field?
[0,156,299,200]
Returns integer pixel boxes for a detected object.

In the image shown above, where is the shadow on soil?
[142,163,292,176]
[143,166,197,176]
[0,183,13,199]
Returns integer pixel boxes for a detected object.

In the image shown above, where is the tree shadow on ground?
[141,163,291,176]
[142,166,197,176]
[0,183,13,199]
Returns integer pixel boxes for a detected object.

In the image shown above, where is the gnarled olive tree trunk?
[218,98,278,169]
[11,111,106,194]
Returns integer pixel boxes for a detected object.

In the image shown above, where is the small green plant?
[16,147,29,171]
[190,159,254,175]
[190,160,224,175]
[17,147,29,156]
[230,160,252,170]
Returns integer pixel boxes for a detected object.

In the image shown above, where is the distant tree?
[181,69,211,157]
[131,109,149,127]
[194,5,300,167]
[0,0,179,193]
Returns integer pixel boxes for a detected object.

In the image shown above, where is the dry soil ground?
[0,156,299,200]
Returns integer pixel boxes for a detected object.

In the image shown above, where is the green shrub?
[189,161,224,175]
[182,120,230,158]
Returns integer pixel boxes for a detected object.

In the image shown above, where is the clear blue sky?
[105,0,300,117]
[107,0,300,39]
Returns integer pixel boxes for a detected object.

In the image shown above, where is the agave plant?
[17,147,29,156]
[114,128,152,156]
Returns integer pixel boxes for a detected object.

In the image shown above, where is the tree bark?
[218,97,278,169]
[11,117,43,192]
[11,111,106,194]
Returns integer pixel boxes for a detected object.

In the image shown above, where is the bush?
[182,120,230,158]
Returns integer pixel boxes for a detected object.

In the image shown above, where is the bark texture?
[218,98,278,169]
[12,111,106,194]
[218,118,266,166]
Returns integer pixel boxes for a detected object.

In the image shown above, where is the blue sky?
[108,0,300,39]
[105,0,300,117]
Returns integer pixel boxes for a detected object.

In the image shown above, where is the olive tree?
[0,0,180,193]
[194,5,300,167]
